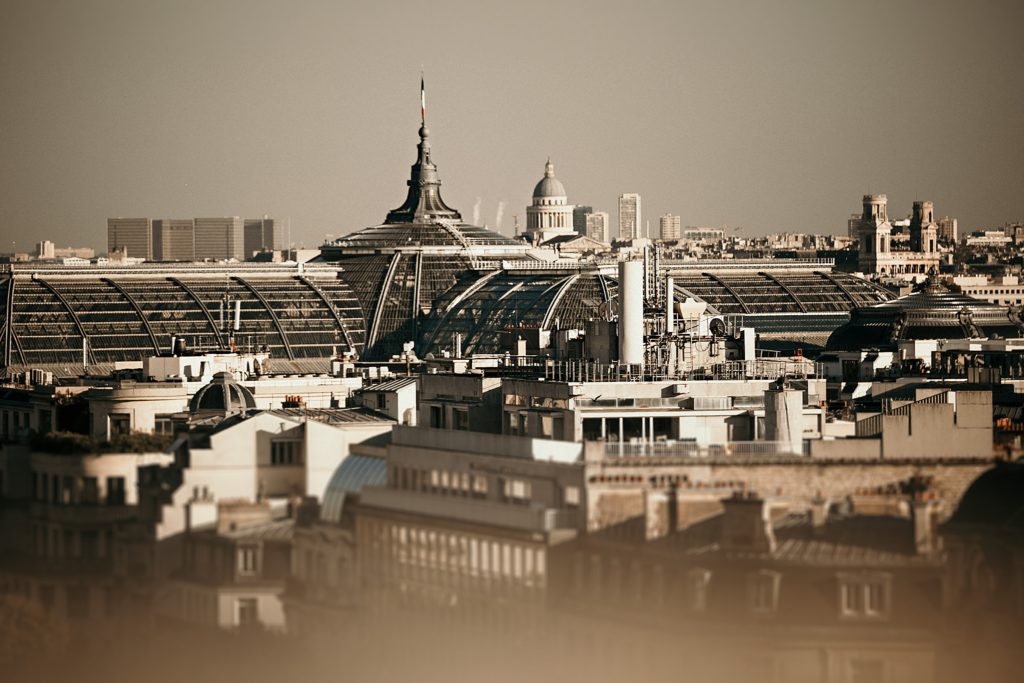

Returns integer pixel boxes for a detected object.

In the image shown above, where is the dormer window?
[838,572,891,620]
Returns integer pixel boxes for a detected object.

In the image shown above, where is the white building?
[659,214,681,241]
[524,160,576,245]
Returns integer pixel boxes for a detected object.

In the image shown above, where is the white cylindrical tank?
[763,384,804,454]
[618,259,644,367]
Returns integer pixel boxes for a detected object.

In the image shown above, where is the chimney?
[721,491,776,553]
[810,493,829,537]
[911,497,939,556]
[617,259,644,369]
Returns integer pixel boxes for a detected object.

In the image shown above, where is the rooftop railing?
[542,358,821,383]
[602,440,809,460]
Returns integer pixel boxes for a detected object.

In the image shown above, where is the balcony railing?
[602,440,809,460]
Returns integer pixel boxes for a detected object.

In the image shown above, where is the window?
[748,570,781,614]
[563,485,580,507]
[154,414,174,435]
[471,474,488,498]
[838,572,891,619]
[687,568,711,612]
[237,546,258,576]
[271,440,301,466]
[236,597,259,627]
[453,409,469,431]
[429,405,444,428]
[109,413,131,437]
[106,477,126,506]
[376,393,387,411]
[502,478,532,504]
[82,477,99,505]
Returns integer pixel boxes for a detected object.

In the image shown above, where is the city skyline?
[1,1,1024,252]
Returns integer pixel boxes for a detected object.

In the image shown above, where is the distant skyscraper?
[585,211,609,243]
[937,216,958,243]
[659,214,681,241]
[153,219,195,261]
[107,218,153,260]
[35,240,55,259]
[573,205,593,235]
[194,217,244,260]
[618,193,641,240]
[244,217,280,258]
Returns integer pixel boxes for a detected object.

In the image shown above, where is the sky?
[2,0,1023,252]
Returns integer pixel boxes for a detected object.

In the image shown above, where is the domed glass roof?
[189,371,257,414]
[826,282,1024,351]
[533,160,567,199]
[316,120,535,360]
[421,269,616,356]
[320,454,387,524]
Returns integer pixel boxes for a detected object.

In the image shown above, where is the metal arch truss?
[33,276,97,365]
[231,276,296,360]
[101,278,162,354]
[702,272,752,314]
[168,277,227,347]
[758,272,808,313]
[814,271,861,308]
[366,252,403,351]
[296,275,358,355]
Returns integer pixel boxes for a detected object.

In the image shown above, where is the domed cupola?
[525,159,575,241]
[532,159,568,201]
[189,371,257,416]
[826,280,1024,351]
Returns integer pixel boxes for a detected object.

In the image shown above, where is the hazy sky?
[2,0,1023,251]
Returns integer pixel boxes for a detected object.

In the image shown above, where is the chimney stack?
[721,491,776,553]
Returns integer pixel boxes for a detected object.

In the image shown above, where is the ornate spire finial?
[383,74,461,224]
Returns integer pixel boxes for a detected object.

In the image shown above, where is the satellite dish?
[709,318,727,337]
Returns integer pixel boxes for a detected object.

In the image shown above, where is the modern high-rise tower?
[244,218,280,258]
[153,219,195,261]
[585,211,609,243]
[107,218,153,259]
[194,217,244,260]
[618,193,642,240]
[659,214,681,241]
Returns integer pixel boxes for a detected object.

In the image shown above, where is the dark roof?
[827,282,1024,351]
[1,269,366,373]
[267,407,394,425]
[422,270,616,356]
[670,270,891,315]
[189,372,256,414]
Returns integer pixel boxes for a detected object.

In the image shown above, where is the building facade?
[856,195,940,278]
[524,160,576,245]
[194,217,245,261]
[152,219,195,261]
[107,218,153,260]
[585,211,609,243]
[659,214,681,241]
[244,218,280,259]
[618,193,642,240]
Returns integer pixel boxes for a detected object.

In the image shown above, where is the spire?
[385,74,462,224]
[544,158,555,178]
